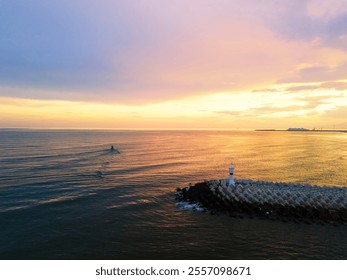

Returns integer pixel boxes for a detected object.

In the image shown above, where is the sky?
[1,0,347,129]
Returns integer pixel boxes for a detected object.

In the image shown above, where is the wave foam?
[176,201,205,212]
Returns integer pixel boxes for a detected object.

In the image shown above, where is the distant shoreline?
[255,129,347,133]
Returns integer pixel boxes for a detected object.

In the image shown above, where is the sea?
[0,129,346,259]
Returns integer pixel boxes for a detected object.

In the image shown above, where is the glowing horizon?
[1,1,347,129]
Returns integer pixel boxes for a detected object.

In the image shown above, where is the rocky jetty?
[176,179,347,224]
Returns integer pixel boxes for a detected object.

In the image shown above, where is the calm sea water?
[0,129,346,259]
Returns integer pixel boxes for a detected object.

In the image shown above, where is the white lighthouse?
[228,163,235,187]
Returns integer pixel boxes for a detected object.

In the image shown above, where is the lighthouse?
[228,163,235,187]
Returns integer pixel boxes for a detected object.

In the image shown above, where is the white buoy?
[228,163,235,187]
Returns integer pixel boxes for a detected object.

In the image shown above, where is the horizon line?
[1,127,346,131]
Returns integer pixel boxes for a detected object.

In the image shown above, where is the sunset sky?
[1,0,347,129]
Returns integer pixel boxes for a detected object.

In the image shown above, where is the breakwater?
[176,179,347,223]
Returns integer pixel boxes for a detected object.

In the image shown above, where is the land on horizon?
[255,128,347,133]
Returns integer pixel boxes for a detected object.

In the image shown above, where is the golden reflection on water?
[188,131,347,186]
[118,130,347,187]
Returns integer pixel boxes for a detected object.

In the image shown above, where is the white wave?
[176,201,205,212]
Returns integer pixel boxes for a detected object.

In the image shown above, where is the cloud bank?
[1,0,347,104]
